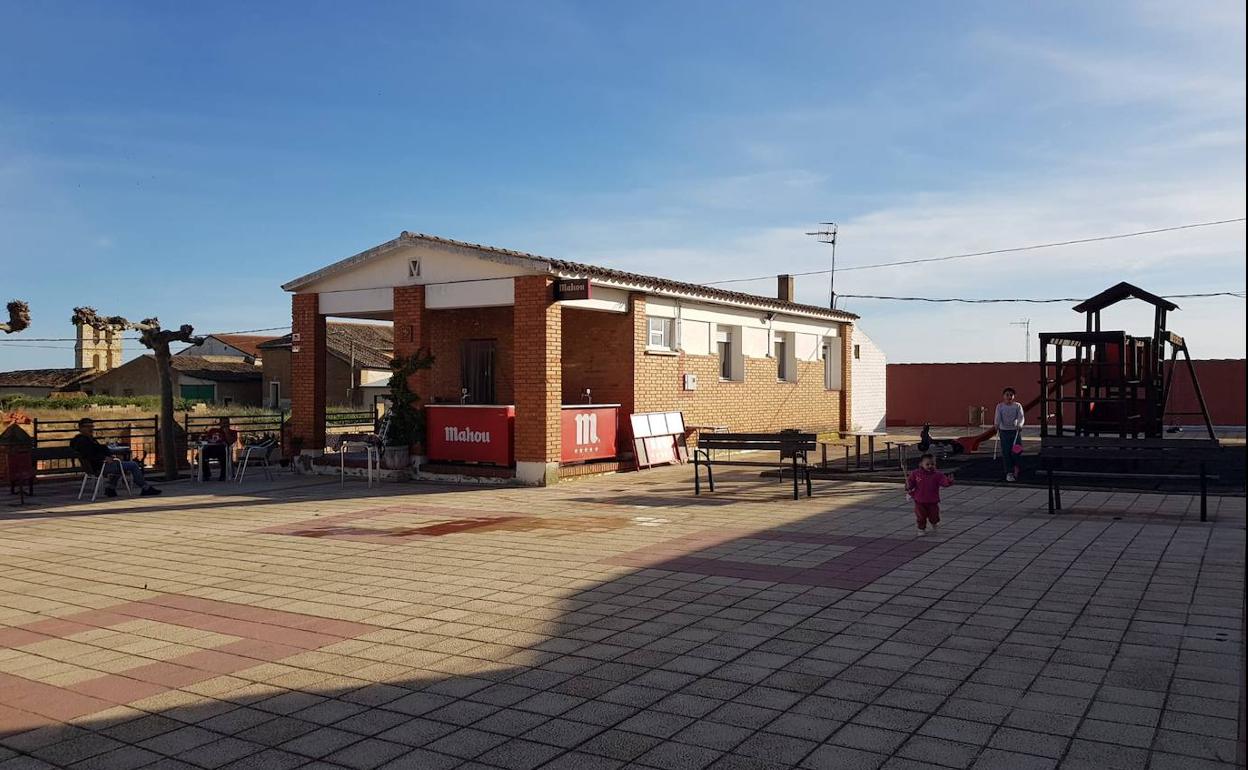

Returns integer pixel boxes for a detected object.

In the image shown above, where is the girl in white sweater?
[995,387,1025,481]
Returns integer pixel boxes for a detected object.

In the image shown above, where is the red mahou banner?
[425,406,515,465]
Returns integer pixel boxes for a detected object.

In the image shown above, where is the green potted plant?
[383,349,434,469]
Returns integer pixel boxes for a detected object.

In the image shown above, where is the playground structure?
[1037,282,1216,440]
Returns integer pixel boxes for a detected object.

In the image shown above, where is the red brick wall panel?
[289,294,326,450]
[886,359,1246,426]
[513,276,561,463]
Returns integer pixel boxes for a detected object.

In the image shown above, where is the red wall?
[887,359,1245,427]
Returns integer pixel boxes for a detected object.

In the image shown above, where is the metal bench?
[693,432,816,500]
[1038,436,1221,521]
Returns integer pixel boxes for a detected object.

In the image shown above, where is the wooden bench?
[1038,436,1221,521]
[693,432,816,499]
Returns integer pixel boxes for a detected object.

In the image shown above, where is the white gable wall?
[851,326,888,432]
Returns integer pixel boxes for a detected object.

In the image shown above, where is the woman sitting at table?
[200,417,238,481]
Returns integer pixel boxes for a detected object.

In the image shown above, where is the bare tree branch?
[1,300,31,334]
[71,307,206,480]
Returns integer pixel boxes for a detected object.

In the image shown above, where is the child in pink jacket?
[906,453,954,535]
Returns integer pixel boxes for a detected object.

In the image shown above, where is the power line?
[0,325,291,344]
[837,290,1246,304]
[705,217,1247,285]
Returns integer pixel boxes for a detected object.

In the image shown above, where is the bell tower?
[74,323,123,371]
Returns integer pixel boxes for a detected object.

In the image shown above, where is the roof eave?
[554,270,858,322]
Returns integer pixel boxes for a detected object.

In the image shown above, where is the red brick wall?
[560,306,634,411]
[289,294,326,451]
[393,286,431,406]
[513,276,561,463]
[631,295,845,433]
[887,359,1246,426]
[425,307,515,404]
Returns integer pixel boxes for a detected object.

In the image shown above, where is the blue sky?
[1,0,1244,368]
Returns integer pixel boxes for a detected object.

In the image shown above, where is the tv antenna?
[805,223,838,309]
[1009,318,1032,361]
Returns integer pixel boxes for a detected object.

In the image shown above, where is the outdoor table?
[843,431,888,471]
[189,441,231,482]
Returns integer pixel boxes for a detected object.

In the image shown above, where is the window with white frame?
[716,325,742,380]
[823,336,844,390]
[774,331,796,382]
[647,317,675,350]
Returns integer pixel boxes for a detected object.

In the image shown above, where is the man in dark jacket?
[70,418,162,497]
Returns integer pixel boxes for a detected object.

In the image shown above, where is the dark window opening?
[461,339,497,404]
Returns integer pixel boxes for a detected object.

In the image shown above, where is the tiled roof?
[282,231,859,322]
[206,334,275,358]
[167,356,263,382]
[259,322,394,370]
[0,368,98,389]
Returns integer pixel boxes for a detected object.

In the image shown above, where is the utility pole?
[805,223,838,309]
[1010,318,1032,361]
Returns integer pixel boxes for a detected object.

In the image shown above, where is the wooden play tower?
[1038,282,1216,440]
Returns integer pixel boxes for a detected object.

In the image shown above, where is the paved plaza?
[0,466,1243,769]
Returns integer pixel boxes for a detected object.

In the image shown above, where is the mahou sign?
[425,405,515,465]
[560,405,619,463]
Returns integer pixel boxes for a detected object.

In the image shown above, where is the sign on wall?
[425,406,515,466]
[560,406,619,463]
[553,278,592,302]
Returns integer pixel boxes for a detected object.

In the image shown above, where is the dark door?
[461,339,497,404]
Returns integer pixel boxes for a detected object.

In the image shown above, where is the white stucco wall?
[850,326,887,432]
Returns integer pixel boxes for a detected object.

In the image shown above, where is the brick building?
[282,232,885,485]
[258,323,393,409]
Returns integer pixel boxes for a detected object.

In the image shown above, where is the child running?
[906,453,954,535]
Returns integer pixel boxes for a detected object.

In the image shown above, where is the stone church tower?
[74,323,123,371]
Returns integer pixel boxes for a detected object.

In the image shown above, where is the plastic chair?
[235,439,277,483]
[78,457,133,501]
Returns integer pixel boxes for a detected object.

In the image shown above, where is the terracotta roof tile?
[259,322,393,369]
[0,368,98,389]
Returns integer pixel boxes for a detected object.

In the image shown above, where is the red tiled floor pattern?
[603,529,937,590]
[258,506,636,543]
[0,594,377,735]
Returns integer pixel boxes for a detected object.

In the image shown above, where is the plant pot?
[382,446,410,470]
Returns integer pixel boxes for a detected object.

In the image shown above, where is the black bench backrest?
[698,432,817,453]
[1041,437,1220,460]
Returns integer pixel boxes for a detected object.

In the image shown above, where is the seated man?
[70,418,162,497]
[200,417,238,481]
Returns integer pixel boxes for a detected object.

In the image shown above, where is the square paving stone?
[986,727,1068,759]
[425,728,509,760]
[800,744,887,770]
[733,731,818,766]
[474,739,564,770]
[763,713,842,743]
[523,717,607,748]
[671,720,754,751]
[828,723,909,754]
[634,741,725,770]
[1059,739,1148,770]
[577,728,665,762]
[896,735,978,769]
[969,748,1057,770]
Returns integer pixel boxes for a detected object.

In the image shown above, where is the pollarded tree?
[71,307,204,480]
[1,301,31,334]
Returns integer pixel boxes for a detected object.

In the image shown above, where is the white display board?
[630,411,686,469]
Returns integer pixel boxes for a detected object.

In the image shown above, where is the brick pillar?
[290,293,327,456]
[513,275,561,485]
[841,322,854,432]
[629,294,648,413]
[393,286,431,451]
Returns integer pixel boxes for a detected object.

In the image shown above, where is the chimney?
[777,274,795,302]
